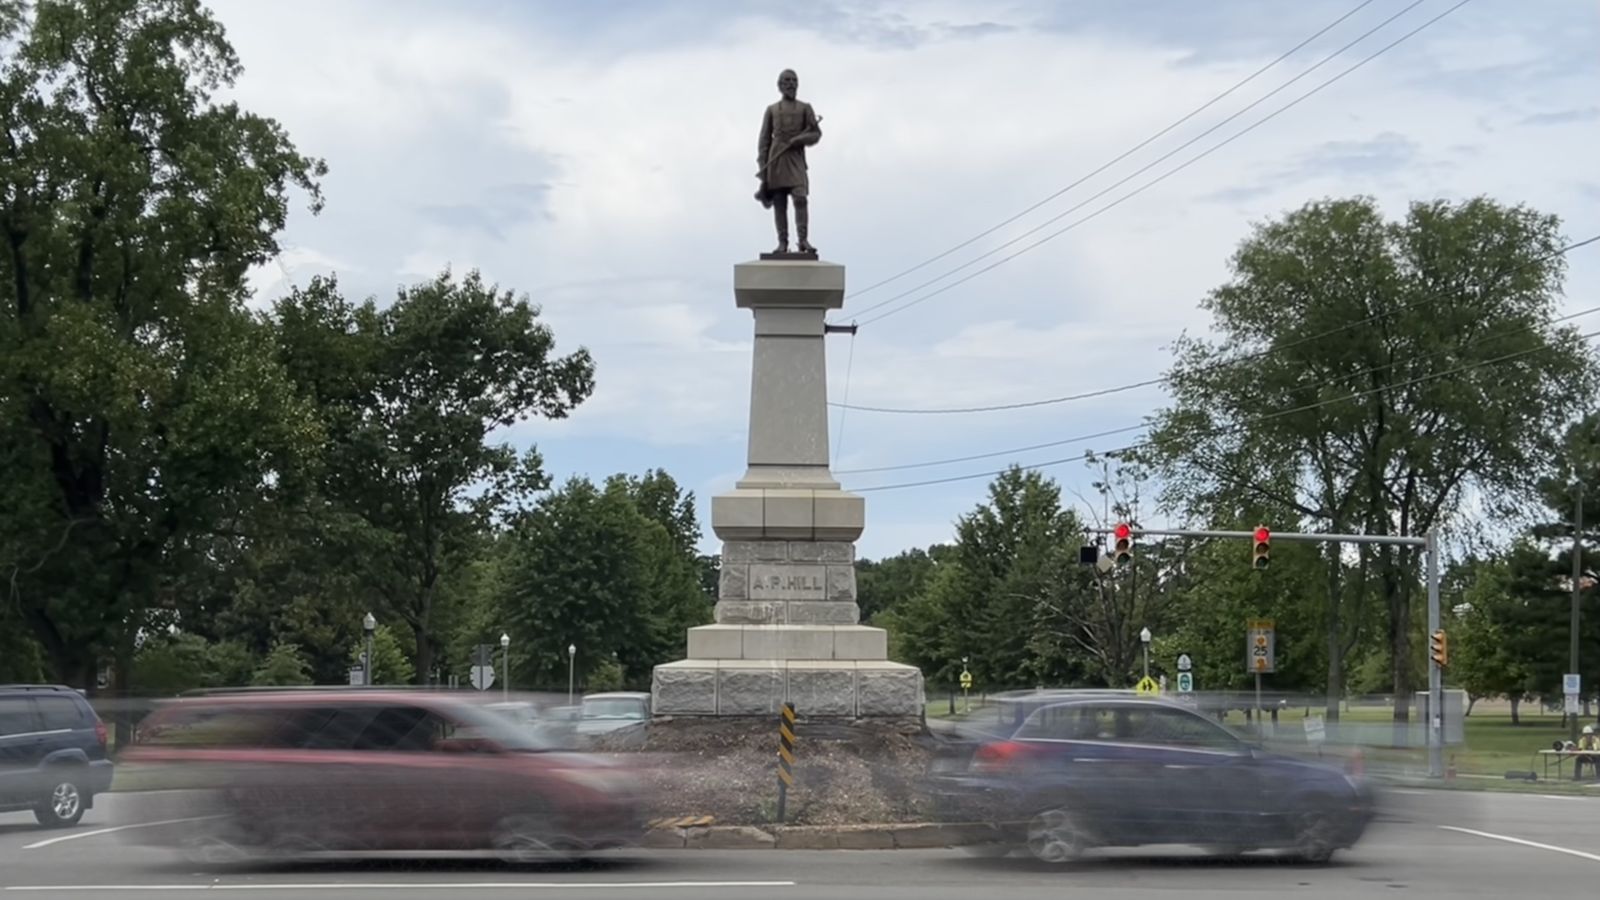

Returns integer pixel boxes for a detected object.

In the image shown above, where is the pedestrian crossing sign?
[1135,675,1160,695]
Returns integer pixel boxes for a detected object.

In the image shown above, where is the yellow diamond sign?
[1135,675,1160,696]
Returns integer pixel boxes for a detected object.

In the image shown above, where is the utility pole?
[1425,529,1443,779]
[1572,482,1584,746]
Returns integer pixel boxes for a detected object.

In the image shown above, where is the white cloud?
[204,0,1600,557]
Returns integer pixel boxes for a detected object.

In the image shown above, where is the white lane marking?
[3,881,797,892]
[1441,826,1600,863]
[22,815,226,850]
[1538,794,1580,801]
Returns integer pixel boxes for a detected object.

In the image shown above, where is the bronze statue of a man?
[755,69,822,255]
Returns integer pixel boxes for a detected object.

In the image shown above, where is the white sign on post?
[1304,716,1326,744]
[1246,620,1276,674]
[1565,695,1580,714]
[1564,673,1581,695]
[1176,654,1193,672]
[470,665,496,691]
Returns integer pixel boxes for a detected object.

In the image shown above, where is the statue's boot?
[796,204,815,254]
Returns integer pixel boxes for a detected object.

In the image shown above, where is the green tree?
[588,656,625,692]
[251,641,312,686]
[348,624,415,686]
[1146,197,1598,724]
[858,546,950,622]
[496,472,706,689]
[270,271,594,683]
[0,0,324,691]
[1447,556,1533,719]
[889,466,1089,688]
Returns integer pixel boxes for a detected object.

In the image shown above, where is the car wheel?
[34,776,86,828]
[1293,806,1342,864]
[493,814,566,865]
[1024,807,1086,864]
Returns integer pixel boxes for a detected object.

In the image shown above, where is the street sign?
[1176,672,1193,693]
[1176,653,1192,672]
[959,670,973,690]
[348,666,364,686]
[1304,716,1326,744]
[1565,695,1580,714]
[1564,673,1581,695]
[470,665,496,691]
[1247,619,1276,674]
[1135,675,1160,696]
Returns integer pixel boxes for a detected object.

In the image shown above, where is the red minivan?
[116,689,644,863]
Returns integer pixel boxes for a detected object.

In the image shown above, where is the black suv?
[0,685,114,827]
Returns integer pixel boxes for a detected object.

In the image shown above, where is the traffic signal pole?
[1091,526,1444,778]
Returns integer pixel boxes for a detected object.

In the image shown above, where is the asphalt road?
[1,790,1596,899]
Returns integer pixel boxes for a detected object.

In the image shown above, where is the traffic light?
[1113,523,1133,566]
[1430,629,1449,668]
[1252,526,1271,570]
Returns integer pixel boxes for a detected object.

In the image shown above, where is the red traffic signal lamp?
[1113,523,1133,566]
[1252,526,1271,570]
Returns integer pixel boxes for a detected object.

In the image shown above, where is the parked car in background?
[0,684,114,827]
[117,688,643,862]
[576,693,650,748]
[485,700,581,749]
[927,696,1375,864]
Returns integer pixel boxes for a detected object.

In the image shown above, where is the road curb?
[645,822,1001,850]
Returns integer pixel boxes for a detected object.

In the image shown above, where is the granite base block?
[650,660,924,718]
[652,663,717,715]
[713,600,860,626]
[717,665,785,715]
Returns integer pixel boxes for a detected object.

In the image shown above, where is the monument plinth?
[651,258,924,718]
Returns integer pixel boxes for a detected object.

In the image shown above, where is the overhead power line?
[845,326,1600,493]
[851,0,1470,329]
[843,0,1380,304]
[832,233,1600,415]
[836,302,1600,476]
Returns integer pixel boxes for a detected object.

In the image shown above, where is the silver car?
[576,693,650,746]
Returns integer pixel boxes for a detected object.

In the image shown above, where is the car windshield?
[582,699,646,719]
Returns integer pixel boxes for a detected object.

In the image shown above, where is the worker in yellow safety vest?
[1576,725,1600,781]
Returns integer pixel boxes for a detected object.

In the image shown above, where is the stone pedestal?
[651,258,924,718]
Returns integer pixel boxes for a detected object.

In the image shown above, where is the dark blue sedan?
[928,697,1374,863]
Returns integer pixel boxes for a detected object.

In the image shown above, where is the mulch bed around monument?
[592,716,945,827]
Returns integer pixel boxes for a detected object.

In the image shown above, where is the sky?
[217,0,1600,559]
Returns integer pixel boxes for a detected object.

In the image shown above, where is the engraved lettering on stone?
[748,564,827,600]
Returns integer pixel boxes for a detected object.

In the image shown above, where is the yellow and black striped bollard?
[776,701,796,823]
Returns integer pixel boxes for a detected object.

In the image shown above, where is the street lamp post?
[500,633,510,702]
[567,644,577,707]
[1139,627,1152,680]
[362,613,376,686]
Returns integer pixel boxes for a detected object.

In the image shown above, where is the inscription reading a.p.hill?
[748,564,827,600]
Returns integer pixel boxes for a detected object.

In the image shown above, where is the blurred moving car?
[0,684,114,827]
[117,689,643,862]
[575,693,650,747]
[928,696,1374,864]
[485,700,581,750]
